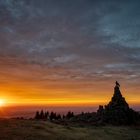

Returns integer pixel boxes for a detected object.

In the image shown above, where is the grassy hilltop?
[0,119,140,140]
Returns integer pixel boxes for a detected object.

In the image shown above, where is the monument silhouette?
[97,81,140,125]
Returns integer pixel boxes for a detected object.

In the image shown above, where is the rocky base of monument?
[96,82,140,125]
[70,82,140,125]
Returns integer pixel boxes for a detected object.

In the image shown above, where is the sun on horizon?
[0,99,6,107]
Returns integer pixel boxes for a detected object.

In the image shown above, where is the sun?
[0,99,5,107]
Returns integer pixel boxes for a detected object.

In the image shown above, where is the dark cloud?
[0,0,140,88]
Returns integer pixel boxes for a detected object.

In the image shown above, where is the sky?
[0,0,140,108]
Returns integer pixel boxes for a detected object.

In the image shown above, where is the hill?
[0,119,140,140]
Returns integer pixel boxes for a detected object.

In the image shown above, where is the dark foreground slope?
[0,119,140,140]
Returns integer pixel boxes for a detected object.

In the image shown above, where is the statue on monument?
[115,81,120,87]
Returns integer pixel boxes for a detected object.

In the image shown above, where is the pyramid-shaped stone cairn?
[97,81,140,125]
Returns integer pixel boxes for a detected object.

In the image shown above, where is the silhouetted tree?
[56,114,61,120]
[44,111,49,119]
[35,111,40,119]
[81,112,84,115]
[40,110,45,119]
[66,111,74,119]
[49,111,56,121]
[62,115,65,119]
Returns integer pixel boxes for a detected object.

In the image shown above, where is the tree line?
[35,110,74,120]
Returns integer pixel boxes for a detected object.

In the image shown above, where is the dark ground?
[0,119,140,140]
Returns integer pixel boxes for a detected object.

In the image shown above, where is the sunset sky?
[0,0,140,108]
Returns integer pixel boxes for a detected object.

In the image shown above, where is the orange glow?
[0,71,139,108]
[2,95,140,107]
[7,98,105,106]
